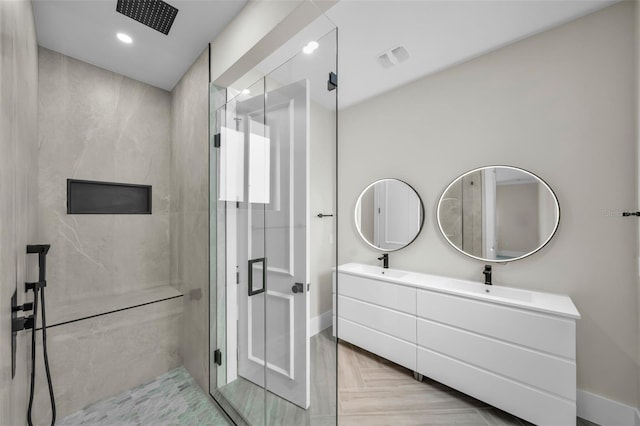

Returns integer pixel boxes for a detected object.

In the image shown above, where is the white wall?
[339,2,638,407]
[496,182,539,255]
[310,102,336,319]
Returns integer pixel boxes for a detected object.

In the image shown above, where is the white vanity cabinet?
[333,272,418,370]
[333,263,580,426]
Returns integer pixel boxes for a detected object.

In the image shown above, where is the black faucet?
[378,253,389,269]
[483,265,492,285]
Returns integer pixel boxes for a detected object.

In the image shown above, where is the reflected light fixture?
[302,41,319,54]
[117,32,133,44]
[242,89,251,95]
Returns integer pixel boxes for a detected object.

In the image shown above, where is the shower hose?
[27,284,56,426]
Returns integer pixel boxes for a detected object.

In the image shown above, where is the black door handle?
[292,283,304,294]
[248,258,266,296]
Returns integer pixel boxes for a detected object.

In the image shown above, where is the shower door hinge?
[328,72,337,91]
[214,349,222,366]
[213,133,221,148]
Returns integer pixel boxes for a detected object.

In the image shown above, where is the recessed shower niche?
[67,179,152,214]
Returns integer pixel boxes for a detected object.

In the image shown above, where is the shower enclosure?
[208,18,338,426]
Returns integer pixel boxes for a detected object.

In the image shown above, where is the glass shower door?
[215,77,313,419]
[210,23,337,426]
[263,78,311,409]
[215,78,268,426]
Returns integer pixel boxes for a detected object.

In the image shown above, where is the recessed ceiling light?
[302,41,319,55]
[117,33,133,44]
[242,89,251,95]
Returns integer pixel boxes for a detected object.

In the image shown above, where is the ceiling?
[326,0,617,108]
[33,0,617,102]
[32,0,247,91]
[328,0,614,107]
[241,0,617,109]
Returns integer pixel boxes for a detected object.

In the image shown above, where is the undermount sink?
[378,269,408,279]
[345,263,408,279]
[445,278,533,303]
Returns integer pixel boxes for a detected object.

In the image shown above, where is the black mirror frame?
[354,178,426,252]
[436,165,561,263]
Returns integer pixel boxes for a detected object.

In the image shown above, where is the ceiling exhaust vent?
[377,45,410,69]
[116,0,179,35]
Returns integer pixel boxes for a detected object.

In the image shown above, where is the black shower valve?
[25,281,46,292]
[12,302,33,313]
[26,244,50,255]
[12,315,34,333]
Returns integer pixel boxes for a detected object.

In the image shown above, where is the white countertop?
[336,263,580,319]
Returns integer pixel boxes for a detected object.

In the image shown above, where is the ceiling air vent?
[377,45,410,69]
[116,0,179,35]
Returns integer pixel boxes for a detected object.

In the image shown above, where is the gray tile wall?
[0,0,39,424]
[3,23,210,424]
[37,47,172,306]
[170,48,210,392]
[31,298,182,425]
[33,48,180,422]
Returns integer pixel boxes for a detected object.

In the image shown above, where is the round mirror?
[354,179,425,251]
[437,166,559,262]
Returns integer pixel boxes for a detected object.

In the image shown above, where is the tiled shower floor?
[58,367,230,425]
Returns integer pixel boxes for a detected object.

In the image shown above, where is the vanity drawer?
[416,347,575,426]
[337,273,416,314]
[417,318,575,400]
[338,317,416,371]
[338,295,416,343]
[416,290,575,359]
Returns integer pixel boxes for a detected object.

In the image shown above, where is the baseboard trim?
[310,310,332,337]
[578,389,638,426]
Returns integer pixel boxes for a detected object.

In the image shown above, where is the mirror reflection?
[437,166,559,262]
[355,179,424,251]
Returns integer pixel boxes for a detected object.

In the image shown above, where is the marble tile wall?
[170,48,211,392]
[0,0,39,424]
[37,47,172,307]
[31,298,183,425]
[31,48,179,423]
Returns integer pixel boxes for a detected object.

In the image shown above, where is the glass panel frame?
[209,14,338,426]
[212,77,269,426]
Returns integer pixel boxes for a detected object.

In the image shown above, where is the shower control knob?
[292,283,304,294]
